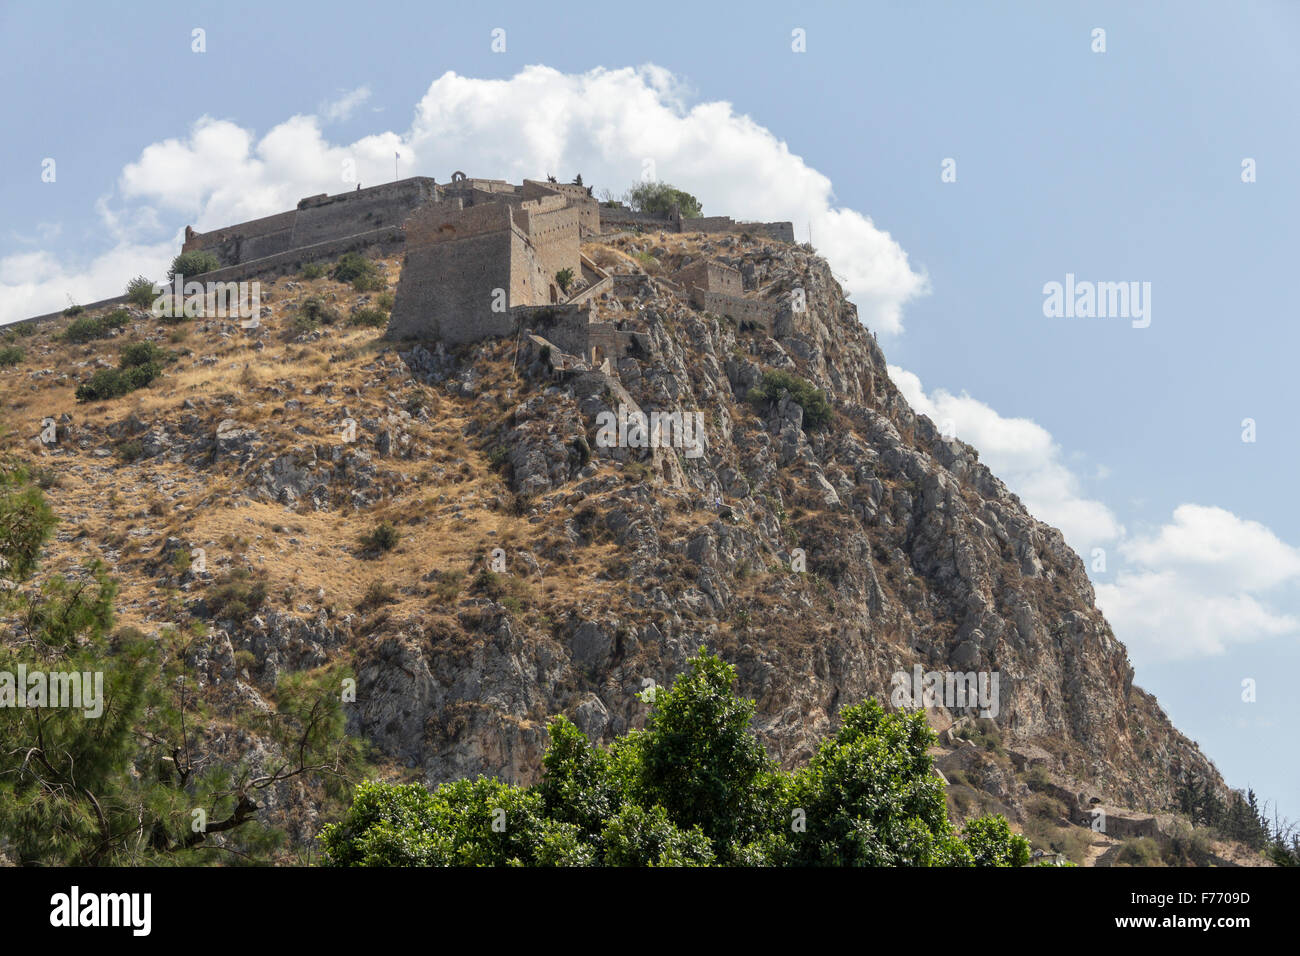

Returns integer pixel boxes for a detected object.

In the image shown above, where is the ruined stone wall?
[739,220,797,243]
[182,209,295,254]
[676,260,743,298]
[713,263,743,296]
[513,304,592,357]
[681,216,796,244]
[598,205,677,234]
[587,322,650,363]
[444,178,515,195]
[598,205,793,242]
[697,290,778,333]
[680,216,736,234]
[610,274,653,297]
[182,210,298,264]
[405,199,514,246]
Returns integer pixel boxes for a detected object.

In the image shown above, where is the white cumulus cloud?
[1096,506,1300,660]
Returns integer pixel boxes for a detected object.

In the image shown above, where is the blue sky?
[2,0,1297,823]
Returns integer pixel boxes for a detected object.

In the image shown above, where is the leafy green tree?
[599,803,714,866]
[322,648,1031,867]
[320,778,589,867]
[778,700,964,866]
[623,181,703,218]
[167,250,220,281]
[961,814,1031,867]
[634,649,775,854]
[537,715,622,842]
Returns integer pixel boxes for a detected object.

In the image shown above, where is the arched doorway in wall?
[549,284,558,303]
[591,345,606,368]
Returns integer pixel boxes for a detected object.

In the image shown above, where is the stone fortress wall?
[12,171,794,357]
[599,201,796,244]
[181,178,438,270]
[385,180,587,345]
[385,175,792,367]
[672,259,778,334]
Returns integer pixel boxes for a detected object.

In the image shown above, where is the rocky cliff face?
[3,237,1227,858]
[358,233,1222,819]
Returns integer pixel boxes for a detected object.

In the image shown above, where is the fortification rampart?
[681,216,796,244]
[182,178,436,268]
[675,260,743,298]
[697,290,778,333]
[597,203,793,243]
[387,228,517,344]
[598,205,678,233]
[195,226,403,284]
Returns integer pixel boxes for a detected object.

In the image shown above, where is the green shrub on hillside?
[348,307,388,328]
[0,346,23,367]
[359,521,399,554]
[331,253,383,291]
[119,340,166,368]
[64,308,130,344]
[204,568,268,624]
[74,363,160,403]
[74,338,167,403]
[291,296,341,335]
[746,369,832,429]
[124,275,157,308]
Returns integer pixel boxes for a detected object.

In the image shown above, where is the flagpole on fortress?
[395,151,399,182]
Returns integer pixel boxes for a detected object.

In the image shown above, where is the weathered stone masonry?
[384,174,793,362]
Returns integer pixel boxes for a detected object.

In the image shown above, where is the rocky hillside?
[0,233,1251,864]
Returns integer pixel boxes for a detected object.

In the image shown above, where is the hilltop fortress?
[173,172,794,367]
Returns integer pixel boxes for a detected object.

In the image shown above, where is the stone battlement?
[123,171,793,369]
[182,178,438,269]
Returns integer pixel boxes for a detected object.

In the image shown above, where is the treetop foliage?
[623,181,703,219]
[321,647,1032,867]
